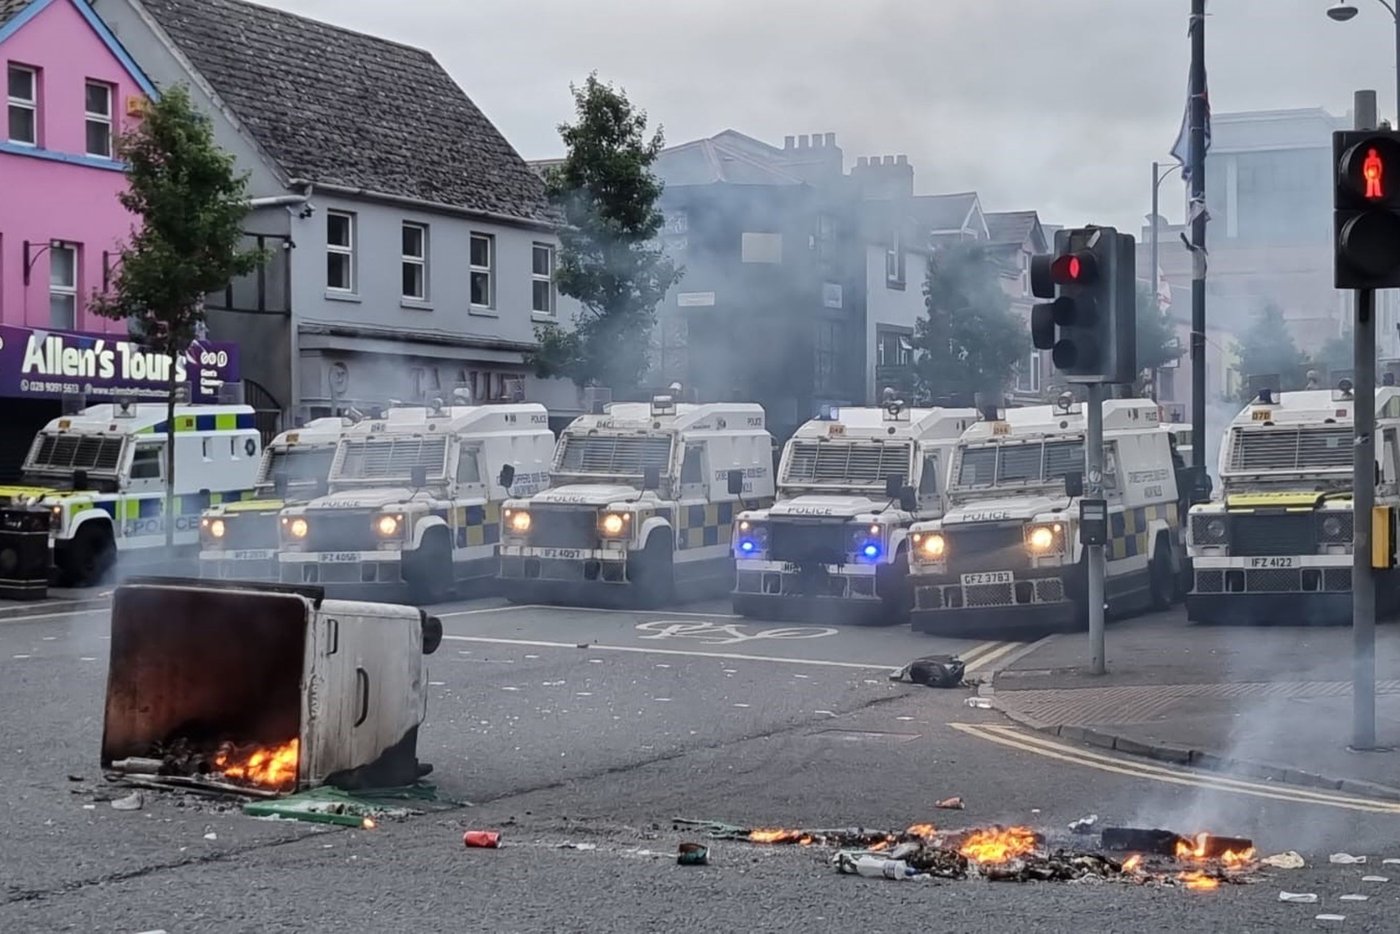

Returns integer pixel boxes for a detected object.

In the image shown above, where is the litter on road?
[677,843,709,866]
[1340,894,1369,901]
[1069,814,1099,835]
[1278,892,1318,903]
[1260,852,1304,869]
[110,791,144,811]
[1330,853,1367,864]
[1361,875,1388,882]
[464,830,502,848]
[935,797,965,810]
[1316,915,1347,922]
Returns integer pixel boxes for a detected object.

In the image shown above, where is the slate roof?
[653,136,806,187]
[0,0,34,29]
[138,0,552,223]
[912,192,980,232]
[984,210,1040,246]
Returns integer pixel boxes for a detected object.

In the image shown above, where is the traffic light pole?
[1188,0,1207,498]
[1086,382,1106,675]
[1352,91,1379,751]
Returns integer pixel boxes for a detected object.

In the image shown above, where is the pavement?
[6,592,1400,931]
[991,608,1400,800]
[0,587,109,621]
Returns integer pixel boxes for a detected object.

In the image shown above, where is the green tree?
[1231,304,1309,401]
[1309,333,1352,378]
[1136,281,1180,372]
[913,242,1026,403]
[91,85,262,552]
[529,74,682,396]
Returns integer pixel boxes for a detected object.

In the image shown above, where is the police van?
[278,401,554,603]
[1186,383,1400,624]
[730,397,977,622]
[0,402,262,585]
[498,391,775,606]
[198,417,348,581]
[906,396,1184,633]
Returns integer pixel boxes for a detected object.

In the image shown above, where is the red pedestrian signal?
[1334,130,1400,288]
[1364,147,1384,200]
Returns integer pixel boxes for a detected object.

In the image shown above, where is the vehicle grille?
[1228,513,1315,556]
[769,522,848,564]
[1228,427,1351,472]
[221,515,277,550]
[783,441,911,486]
[305,510,377,552]
[943,523,1027,575]
[528,508,599,549]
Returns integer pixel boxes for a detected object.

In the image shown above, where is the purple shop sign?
[0,325,240,403]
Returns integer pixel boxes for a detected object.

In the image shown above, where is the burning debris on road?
[677,817,1262,890]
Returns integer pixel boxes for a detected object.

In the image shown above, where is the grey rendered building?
[92,0,580,431]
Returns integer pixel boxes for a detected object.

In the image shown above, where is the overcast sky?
[274,0,1395,232]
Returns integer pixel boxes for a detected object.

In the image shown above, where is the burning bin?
[0,506,51,601]
[101,577,442,792]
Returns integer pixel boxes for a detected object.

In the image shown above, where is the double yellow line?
[961,641,1023,675]
[951,722,1400,815]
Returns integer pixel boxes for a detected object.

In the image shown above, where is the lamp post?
[1150,161,1183,402]
[1328,2,1400,119]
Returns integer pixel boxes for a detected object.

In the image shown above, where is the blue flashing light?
[740,540,757,554]
[862,543,880,559]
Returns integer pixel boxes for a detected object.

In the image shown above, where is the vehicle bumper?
[279,550,409,595]
[1188,561,1355,624]
[909,568,1077,634]
[1186,591,1353,625]
[199,550,279,582]
[498,547,639,602]
[731,561,888,620]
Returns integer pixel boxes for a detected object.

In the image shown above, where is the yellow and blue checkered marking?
[432,501,502,549]
[1107,502,1180,561]
[137,412,256,434]
[673,500,735,550]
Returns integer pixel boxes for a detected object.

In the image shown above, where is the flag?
[1170,76,1211,183]
[1156,266,1172,312]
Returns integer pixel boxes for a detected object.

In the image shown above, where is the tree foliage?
[1135,281,1179,374]
[90,84,261,548]
[913,243,1026,403]
[1231,304,1309,400]
[528,74,682,395]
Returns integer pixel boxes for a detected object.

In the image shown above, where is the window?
[885,231,905,286]
[1015,351,1042,393]
[399,222,427,300]
[470,233,494,308]
[740,232,782,264]
[531,243,555,315]
[876,330,912,368]
[456,446,482,485]
[918,453,940,498]
[49,244,76,330]
[326,211,355,291]
[84,81,112,158]
[680,445,703,484]
[7,64,36,146]
[131,444,164,480]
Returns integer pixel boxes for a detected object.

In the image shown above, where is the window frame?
[884,230,906,287]
[83,80,113,159]
[130,442,165,481]
[7,63,37,147]
[455,444,483,486]
[49,243,77,330]
[401,221,428,301]
[469,233,495,310]
[326,210,356,293]
[531,242,555,315]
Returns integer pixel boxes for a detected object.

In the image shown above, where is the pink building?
[0,0,156,476]
[1,0,153,332]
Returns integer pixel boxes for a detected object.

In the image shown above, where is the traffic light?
[1334,130,1400,289]
[1029,226,1137,384]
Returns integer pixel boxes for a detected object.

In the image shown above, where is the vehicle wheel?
[1148,540,1174,610]
[875,547,912,626]
[61,523,116,587]
[405,530,454,605]
[632,532,674,609]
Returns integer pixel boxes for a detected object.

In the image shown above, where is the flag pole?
[1188,0,1208,499]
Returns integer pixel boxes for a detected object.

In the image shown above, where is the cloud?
[276,0,1397,232]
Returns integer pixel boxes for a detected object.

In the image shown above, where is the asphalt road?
[3,596,1400,932]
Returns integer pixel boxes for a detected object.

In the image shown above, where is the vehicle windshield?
[258,445,336,489]
[553,433,673,482]
[331,435,449,485]
[21,432,124,482]
[780,440,912,490]
[954,439,1084,489]
[1226,426,1351,474]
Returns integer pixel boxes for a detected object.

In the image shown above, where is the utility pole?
[1188,0,1208,500]
[1085,381,1106,673]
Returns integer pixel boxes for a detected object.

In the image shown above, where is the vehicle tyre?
[61,522,116,587]
[1148,539,1174,610]
[874,547,912,626]
[405,529,454,605]
[632,531,674,609]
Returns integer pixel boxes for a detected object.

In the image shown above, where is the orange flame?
[362,818,376,830]
[1174,833,1255,866]
[1179,870,1219,891]
[748,829,806,844]
[905,823,937,838]
[214,738,299,789]
[1121,854,1142,873]
[869,839,890,852]
[958,827,1038,864]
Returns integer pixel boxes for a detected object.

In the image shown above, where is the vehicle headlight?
[284,516,309,540]
[208,518,226,539]
[735,519,769,556]
[375,514,400,537]
[1190,514,1227,545]
[505,509,531,534]
[599,512,628,537]
[852,523,884,560]
[913,532,946,560]
[1320,513,1352,543]
[1026,523,1064,554]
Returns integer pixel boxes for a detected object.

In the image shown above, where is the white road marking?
[0,608,109,624]
[440,634,901,671]
[438,604,743,620]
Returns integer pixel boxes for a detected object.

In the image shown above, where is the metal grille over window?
[557,436,672,476]
[782,441,912,486]
[28,434,123,471]
[956,440,1086,486]
[260,448,334,484]
[335,437,448,480]
[1229,427,1352,471]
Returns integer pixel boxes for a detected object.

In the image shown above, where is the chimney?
[852,154,915,201]
[798,134,810,148]
[812,135,823,149]
[896,154,908,165]
[778,131,844,183]
[784,135,795,150]
[856,156,869,167]
[824,132,836,147]
[883,155,894,165]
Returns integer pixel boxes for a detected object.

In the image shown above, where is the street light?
[1327,2,1400,121]
[1147,161,1183,400]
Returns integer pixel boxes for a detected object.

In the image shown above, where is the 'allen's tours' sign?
[0,324,239,402]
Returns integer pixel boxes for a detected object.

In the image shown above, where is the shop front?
[0,324,240,481]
